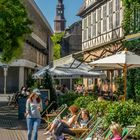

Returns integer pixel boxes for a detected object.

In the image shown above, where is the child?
[110,122,122,140]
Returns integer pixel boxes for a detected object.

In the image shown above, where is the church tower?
[54,0,66,33]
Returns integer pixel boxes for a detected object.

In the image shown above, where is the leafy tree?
[51,32,64,60]
[26,74,34,87]
[114,76,124,96]
[42,70,57,101]
[122,0,140,100]
[122,0,140,35]
[0,0,32,63]
[58,92,81,106]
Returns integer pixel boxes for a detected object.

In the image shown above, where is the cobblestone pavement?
[0,97,46,140]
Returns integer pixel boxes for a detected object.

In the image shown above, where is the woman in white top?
[44,105,78,138]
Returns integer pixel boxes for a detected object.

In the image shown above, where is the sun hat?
[33,88,41,95]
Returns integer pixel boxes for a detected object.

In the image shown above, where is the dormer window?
[86,0,96,8]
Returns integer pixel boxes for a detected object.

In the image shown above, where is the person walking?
[25,89,43,140]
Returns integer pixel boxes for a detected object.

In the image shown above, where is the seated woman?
[76,109,90,128]
[85,122,122,140]
[110,122,122,140]
[44,105,78,138]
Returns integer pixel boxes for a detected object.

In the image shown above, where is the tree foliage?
[122,0,140,35]
[0,0,32,63]
[51,32,64,60]
[26,74,35,88]
[74,96,140,138]
[122,0,140,100]
[42,70,57,101]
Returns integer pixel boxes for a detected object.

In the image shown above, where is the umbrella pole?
[124,64,127,101]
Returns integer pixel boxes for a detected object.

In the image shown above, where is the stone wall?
[24,0,50,43]
[61,21,82,57]
[21,0,53,66]
[21,42,47,66]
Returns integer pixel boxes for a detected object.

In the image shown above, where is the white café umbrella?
[89,49,140,100]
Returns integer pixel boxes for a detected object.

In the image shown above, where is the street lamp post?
[2,65,9,94]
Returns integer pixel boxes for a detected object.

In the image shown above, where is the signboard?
[39,89,50,109]
[39,89,50,100]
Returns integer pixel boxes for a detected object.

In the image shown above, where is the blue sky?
[35,0,83,30]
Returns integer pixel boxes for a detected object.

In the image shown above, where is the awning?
[33,66,105,79]
[33,55,106,79]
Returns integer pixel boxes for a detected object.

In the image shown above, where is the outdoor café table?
[70,128,89,137]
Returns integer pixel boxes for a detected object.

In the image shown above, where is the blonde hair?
[98,96,104,102]
[110,122,122,135]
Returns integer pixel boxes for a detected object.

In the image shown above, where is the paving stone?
[0,100,46,140]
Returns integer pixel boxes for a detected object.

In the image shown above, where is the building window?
[57,11,60,16]
[103,5,107,32]
[82,19,84,30]
[88,78,93,86]
[115,0,120,27]
[92,11,96,37]
[97,8,101,35]
[108,1,113,30]
[84,18,87,29]
[116,12,120,27]
[83,18,87,41]
[37,51,39,64]
[84,30,87,41]
[116,0,120,11]
[88,15,91,39]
